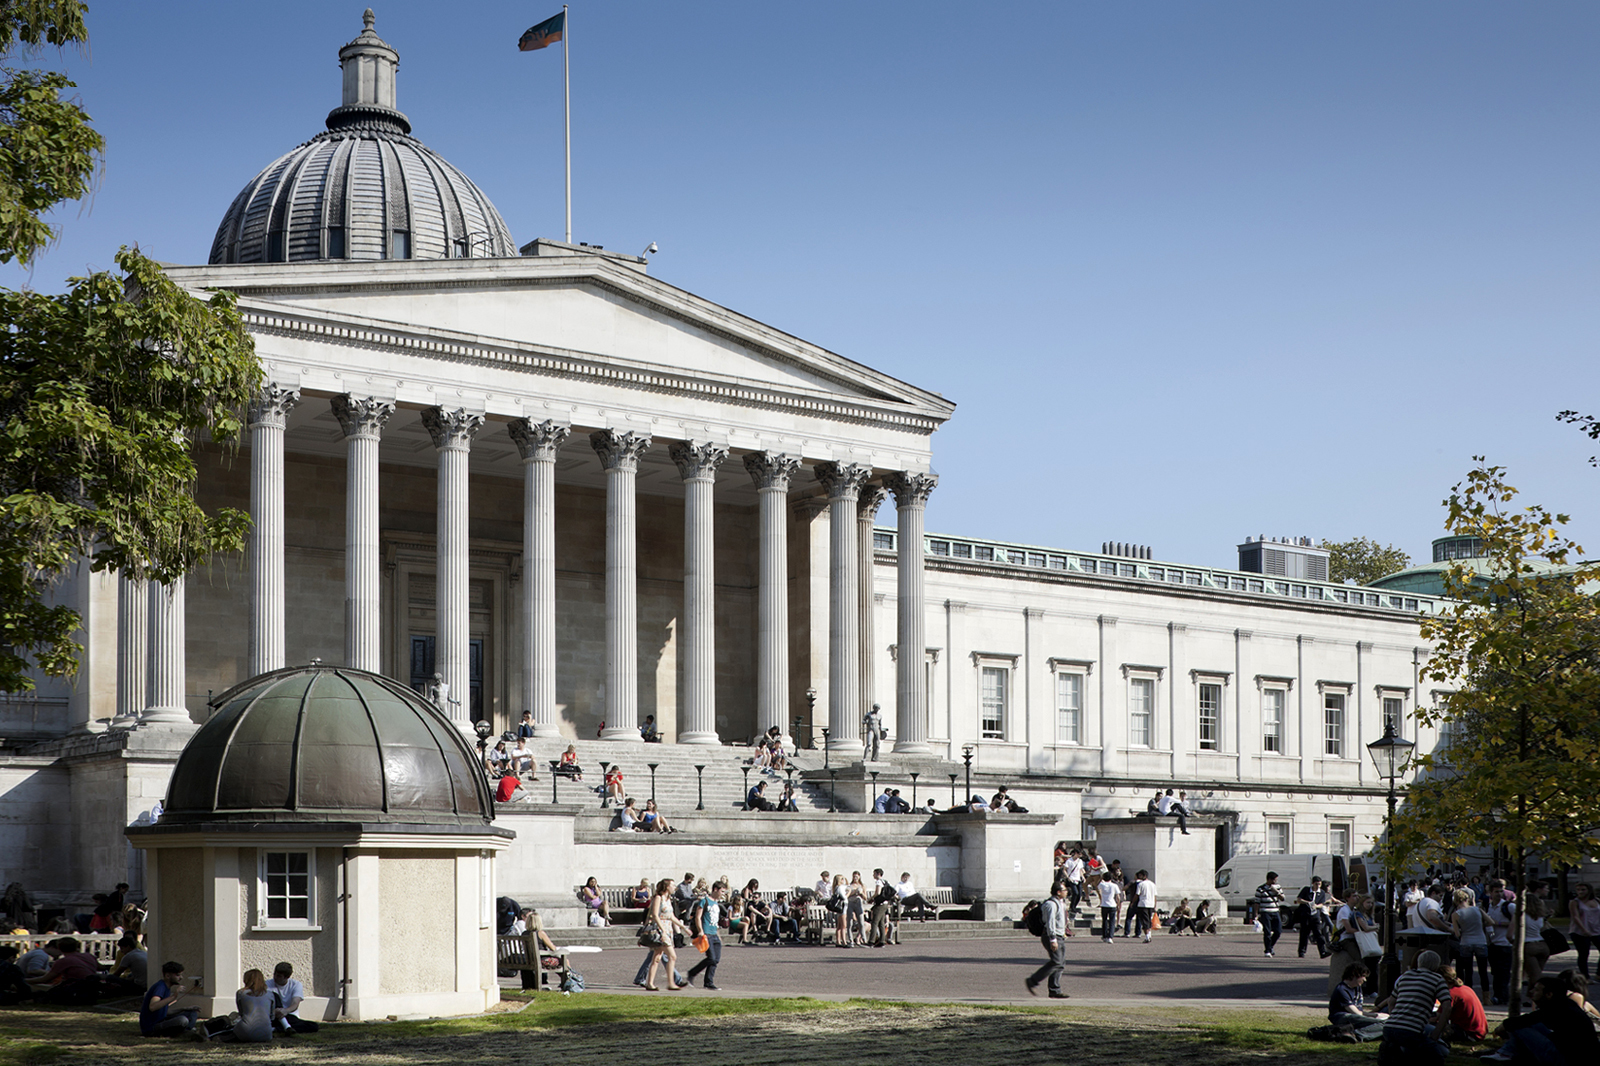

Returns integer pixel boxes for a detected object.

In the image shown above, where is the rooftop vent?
[1238,535,1329,582]
[1102,542,1152,560]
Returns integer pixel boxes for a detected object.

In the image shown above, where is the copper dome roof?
[162,665,495,827]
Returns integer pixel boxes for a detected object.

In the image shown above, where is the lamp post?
[909,771,919,811]
[648,762,659,804]
[948,773,957,808]
[1366,719,1416,1001]
[598,761,611,808]
[474,720,493,776]
[548,760,560,803]
[806,688,817,749]
[793,715,803,751]
[828,768,838,813]
[961,745,975,808]
[742,766,752,810]
[869,769,879,805]
[694,764,706,811]
[821,727,831,769]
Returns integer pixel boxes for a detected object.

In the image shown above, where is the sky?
[6,1,1598,573]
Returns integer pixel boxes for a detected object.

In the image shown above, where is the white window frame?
[1049,658,1092,745]
[971,653,1018,741]
[1328,822,1352,858]
[1192,670,1230,752]
[1128,676,1154,748]
[1376,687,1410,737]
[1266,820,1291,855]
[1318,682,1352,758]
[1256,675,1292,755]
[256,849,317,930]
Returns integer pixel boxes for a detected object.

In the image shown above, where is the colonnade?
[114,385,936,754]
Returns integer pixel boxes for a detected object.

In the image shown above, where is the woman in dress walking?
[643,878,692,991]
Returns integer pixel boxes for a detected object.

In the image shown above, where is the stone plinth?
[1087,814,1226,915]
[936,809,1064,921]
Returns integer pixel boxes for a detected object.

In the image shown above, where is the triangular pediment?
[164,257,953,419]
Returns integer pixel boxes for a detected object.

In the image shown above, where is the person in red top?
[1439,964,1487,1044]
[495,773,522,803]
[604,765,624,805]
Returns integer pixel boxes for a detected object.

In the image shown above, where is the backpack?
[561,971,585,993]
[1023,899,1046,937]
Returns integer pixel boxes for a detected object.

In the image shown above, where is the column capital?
[590,428,652,471]
[508,417,571,461]
[743,451,800,491]
[248,383,300,429]
[331,394,395,440]
[814,461,873,501]
[422,406,484,451]
[884,471,938,508]
[858,483,889,521]
[669,440,729,481]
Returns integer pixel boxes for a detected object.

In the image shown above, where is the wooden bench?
[0,933,121,963]
[574,885,647,924]
[496,934,571,992]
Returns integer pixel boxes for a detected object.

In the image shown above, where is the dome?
[163,665,496,827]
[208,10,516,265]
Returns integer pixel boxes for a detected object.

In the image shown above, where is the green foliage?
[0,0,99,266]
[1380,460,1600,875]
[1319,536,1411,586]
[0,0,261,692]
[1557,409,1600,467]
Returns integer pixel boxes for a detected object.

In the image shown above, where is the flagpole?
[563,4,571,244]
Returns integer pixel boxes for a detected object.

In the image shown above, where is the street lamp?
[548,760,560,803]
[909,771,919,811]
[961,745,975,808]
[742,766,752,810]
[647,762,659,804]
[806,688,817,749]
[948,773,957,808]
[828,768,838,813]
[694,764,706,811]
[793,715,803,751]
[821,727,831,769]
[473,719,493,775]
[1366,719,1416,1000]
[598,761,611,808]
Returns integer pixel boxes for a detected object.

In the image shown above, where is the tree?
[1379,460,1600,1014]
[0,1,260,692]
[1557,410,1600,466]
[1319,536,1411,585]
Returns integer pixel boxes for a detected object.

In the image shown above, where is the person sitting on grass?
[1327,961,1386,1043]
[1477,974,1600,1063]
[1437,964,1486,1046]
[0,947,32,1005]
[140,961,200,1038]
[1371,949,1451,1065]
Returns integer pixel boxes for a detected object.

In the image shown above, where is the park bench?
[574,885,648,924]
[495,934,571,992]
[0,933,121,963]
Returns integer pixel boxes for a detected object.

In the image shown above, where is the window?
[1328,823,1351,857]
[1056,672,1082,744]
[1129,677,1153,747]
[326,226,345,259]
[1324,693,1346,757]
[981,666,1007,739]
[1198,682,1222,751]
[259,850,313,927]
[392,230,412,259]
[1262,689,1284,753]
[1267,821,1291,855]
[266,230,286,262]
[1382,696,1404,733]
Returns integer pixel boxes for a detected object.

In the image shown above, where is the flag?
[518,11,565,52]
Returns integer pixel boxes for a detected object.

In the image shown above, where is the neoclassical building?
[0,13,1450,915]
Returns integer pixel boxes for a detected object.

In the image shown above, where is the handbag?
[636,921,665,947]
[1542,927,1571,955]
[1354,929,1382,957]
[826,895,844,914]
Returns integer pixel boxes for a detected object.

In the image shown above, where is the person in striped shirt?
[1373,950,1452,1065]
[1254,872,1286,957]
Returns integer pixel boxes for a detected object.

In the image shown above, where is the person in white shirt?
[509,738,534,777]
[895,872,930,920]
[1155,789,1190,834]
[1133,871,1159,942]
[1402,881,1425,929]
[267,962,317,1033]
[1414,885,1449,933]
[1062,848,1086,918]
[1097,875,1122,943]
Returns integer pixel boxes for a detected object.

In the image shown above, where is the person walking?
[1295,876,1337,959]
[1255,871,1286,957]
[1097,872,1122,944]
[641,879,692,991]
[1568,882,1600,980]
[684,883,725,990]
[1025,881,1072,999]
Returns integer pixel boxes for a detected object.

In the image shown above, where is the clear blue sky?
[7,1,1598,572]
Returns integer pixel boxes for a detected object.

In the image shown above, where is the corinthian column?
[885,471,937,753]
[509,418,569,738]
[744,452,800,741]
[671,441,729,746]
[423,406,484,730]
[141,577,189,724]
[332,395,393,672]
[816,462,872,754]
[592,429,652,741]
[247,384,300,676]
[857,484,887,730]
[112,573,147,728]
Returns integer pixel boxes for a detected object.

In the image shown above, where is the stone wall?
[378,851,456,995]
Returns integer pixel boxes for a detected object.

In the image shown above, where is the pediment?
[166,258,953,420]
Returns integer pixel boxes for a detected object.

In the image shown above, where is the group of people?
[1051,845,1217,940]
[137,960,318,1042]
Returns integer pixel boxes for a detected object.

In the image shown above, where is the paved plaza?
[553,932,1348,1007]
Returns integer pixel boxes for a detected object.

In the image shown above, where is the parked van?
[1213,854,1370,913]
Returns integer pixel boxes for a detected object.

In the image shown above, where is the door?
[409,636,485,723]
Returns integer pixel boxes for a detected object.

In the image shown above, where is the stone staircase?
[514,738,837,814]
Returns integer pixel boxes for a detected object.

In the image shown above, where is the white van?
[1213,854,1370,913]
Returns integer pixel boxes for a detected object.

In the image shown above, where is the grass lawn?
[0,996,1484,1065]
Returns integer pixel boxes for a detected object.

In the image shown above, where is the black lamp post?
[1366,719,1416,1000]
[548,760,560,803]
[793,716,803,751]
[828,768,838,813]
[869,769,879,803]
[806,688,817,749]
[598,761,611,808]
[961,745,975,808]
[948,773,957,808]
[742,766,752,810]
[909,771,919,811]
[694,764,706,811]
[647,762,659,804]
[474,720,493,775]
[821,727,832,769]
